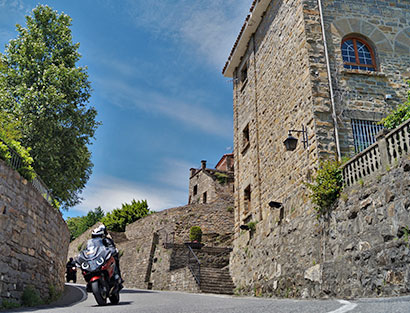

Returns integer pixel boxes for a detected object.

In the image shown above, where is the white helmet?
[92,224,107,238]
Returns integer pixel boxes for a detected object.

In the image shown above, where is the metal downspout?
[317,0,342,161]
[252,34,263,222]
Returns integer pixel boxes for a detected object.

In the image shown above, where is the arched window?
[341,37,376,71]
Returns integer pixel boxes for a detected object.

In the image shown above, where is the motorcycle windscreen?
[80,238,109,272]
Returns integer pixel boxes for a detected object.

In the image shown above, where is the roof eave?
[223,0,271,78]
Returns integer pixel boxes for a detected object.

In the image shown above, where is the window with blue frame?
[341,37,376,71]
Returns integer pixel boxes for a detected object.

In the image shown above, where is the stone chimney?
[201,160,207,170]
[190,168,196,177]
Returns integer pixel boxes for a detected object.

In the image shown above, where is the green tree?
[381,81,410,129]
[102,199,151,232]
[0,111,21,142]
[0,5,99,209]
[66,207,105,241]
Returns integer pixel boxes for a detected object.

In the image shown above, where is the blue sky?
[0,0,250,218]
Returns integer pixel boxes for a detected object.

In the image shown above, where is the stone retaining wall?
[230,156,410,298]
[69,197,234,290]
[0,159,69,305]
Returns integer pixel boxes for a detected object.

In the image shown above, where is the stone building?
[223,0,410,231]
[69,156,236,294]
[188,154,234,205]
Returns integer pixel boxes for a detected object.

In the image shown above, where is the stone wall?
[0,159,69,305]
[232,0,319,235]
[231,0,410,233]
[69,197,234,290]
[323,0,410,156]
[189,167,234,205]
[230,156,410,298]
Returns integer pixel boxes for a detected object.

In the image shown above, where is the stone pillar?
[376,129,390,170]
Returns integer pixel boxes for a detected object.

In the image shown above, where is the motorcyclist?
[91,224,124,285]
[66,257,77,283]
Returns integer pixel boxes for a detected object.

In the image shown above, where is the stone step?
[200,286,234,295]
[198,266,235,295]
[200,283,235,290]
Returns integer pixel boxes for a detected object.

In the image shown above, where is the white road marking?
[327,300,357,313]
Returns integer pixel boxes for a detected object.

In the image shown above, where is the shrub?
[380,81,410,129]
[189,226,202,243]
[101,199,151,232]
[1,300,21,309]
[22,285,43,307]
[47,284,61,303]
[306,160,343,218]
[247,221,258,232]
[0,141,11,161]
[0,138,35,181]
[214,172,229,184]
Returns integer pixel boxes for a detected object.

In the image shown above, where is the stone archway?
[394,28,410,54]
[331,18,393,53]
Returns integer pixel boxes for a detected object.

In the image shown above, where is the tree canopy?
[102,199,151,232]
[66,207,105,241]
[0,5,99,209]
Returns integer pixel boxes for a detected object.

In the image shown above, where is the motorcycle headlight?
[96,257,104,266]
[81,262,89,270]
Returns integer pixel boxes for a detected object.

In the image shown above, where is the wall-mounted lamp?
[283,125,308,151]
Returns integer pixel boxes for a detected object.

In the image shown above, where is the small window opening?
[240,62,248,91]
[244,185,251,213]
[203,192,207,204]
[241,63,248,83]
[242,124,250,152]
[193,185,198,196]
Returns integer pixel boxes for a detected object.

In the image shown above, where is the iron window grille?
[351,119,384,153]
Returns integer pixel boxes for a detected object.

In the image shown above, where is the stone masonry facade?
[188,159,234,205]
[230,156,410,298]
[225,0,410,235]
[222,0,410,298]
[0,159,69,305]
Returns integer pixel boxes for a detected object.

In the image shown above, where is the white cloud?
[95,76,233,138]
[156,158,194,190]
[0,0,25,11]
[74,174,187,215]
[74,158,195,215]
[122,0,250,68]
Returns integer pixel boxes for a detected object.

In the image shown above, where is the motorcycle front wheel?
[109,291,120,305]
[91,280,107,305]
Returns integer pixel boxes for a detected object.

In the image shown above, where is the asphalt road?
[5,284,410,313]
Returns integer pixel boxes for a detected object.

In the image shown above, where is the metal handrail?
[0,138,54,204]
[186,244,201,286]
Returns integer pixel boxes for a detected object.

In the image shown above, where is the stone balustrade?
[343,118,410,186]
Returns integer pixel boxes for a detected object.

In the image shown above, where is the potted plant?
[186,226,204,249]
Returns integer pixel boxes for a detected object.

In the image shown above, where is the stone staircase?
[199,266,235,295]
[167,244,236,295]
[193,246,235,295]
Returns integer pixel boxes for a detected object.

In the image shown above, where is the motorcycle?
[76,237,121,305]
[66,265,77,283]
